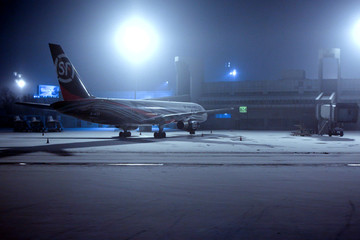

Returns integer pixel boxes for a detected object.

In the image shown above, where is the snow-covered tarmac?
[1,129,360,161]
[1,130,360,239]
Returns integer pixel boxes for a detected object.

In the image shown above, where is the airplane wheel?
[154,132,166,138]
[120,131,131,137]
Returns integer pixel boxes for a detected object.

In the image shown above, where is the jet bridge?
[316,92,358,136]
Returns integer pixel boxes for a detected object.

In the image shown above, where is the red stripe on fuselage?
[60,85,85,101]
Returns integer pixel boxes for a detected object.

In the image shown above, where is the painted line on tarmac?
[348,163,360,167]
[107,163,164,166]
[0,162,165,167]
[0,162,359,168]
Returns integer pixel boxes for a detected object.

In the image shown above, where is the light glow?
[115,17,159,64]
[16,79,26,88]
[229,69,237,76]
[353,19,360,46]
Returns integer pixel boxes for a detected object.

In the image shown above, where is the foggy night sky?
[1,0,360,96]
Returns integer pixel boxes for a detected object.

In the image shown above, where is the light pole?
[135,77,138,99]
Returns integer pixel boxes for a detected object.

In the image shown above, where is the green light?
[239,106,247,113]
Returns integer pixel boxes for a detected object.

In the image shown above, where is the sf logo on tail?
[55,54,75,83]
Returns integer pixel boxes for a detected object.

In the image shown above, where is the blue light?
[216,113,231,119]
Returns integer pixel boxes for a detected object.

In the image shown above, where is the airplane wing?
[142,107,234,124]
[16,102,53,110]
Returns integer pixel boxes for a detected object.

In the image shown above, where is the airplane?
[17,43,233,138]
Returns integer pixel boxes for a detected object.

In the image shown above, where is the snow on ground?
[1,129,360,240]
[1,129,359,155]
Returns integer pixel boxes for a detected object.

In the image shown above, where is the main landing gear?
[154,125,166,139]
[154,131,166,138]
[119,131,131,138]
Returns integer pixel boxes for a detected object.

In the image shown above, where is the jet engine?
[177,120,199,134]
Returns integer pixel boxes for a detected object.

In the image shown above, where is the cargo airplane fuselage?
[51,98,207,128]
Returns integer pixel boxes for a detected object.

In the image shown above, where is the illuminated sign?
[239,106,247,113]
[38,85,60,98]
[216,113,231,119]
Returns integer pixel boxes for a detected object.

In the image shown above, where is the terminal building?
[175,48,360,131]
[199,75,360,130]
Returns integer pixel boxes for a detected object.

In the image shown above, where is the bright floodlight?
[229,69,237,76]
[115,17,159,64]
[353,19,360,46]
[16,79,26,88]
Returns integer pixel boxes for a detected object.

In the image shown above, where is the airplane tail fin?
[49,43,92,101]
